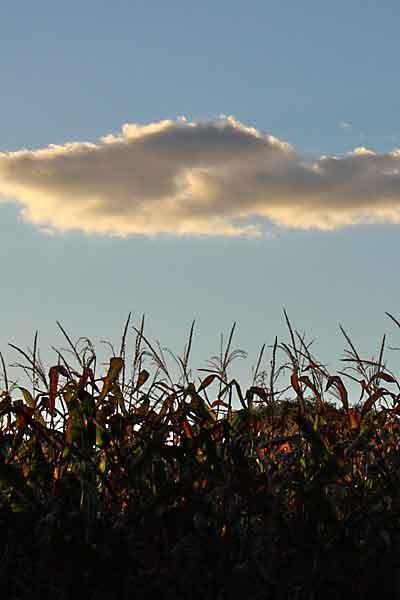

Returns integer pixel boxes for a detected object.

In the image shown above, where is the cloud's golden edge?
[1,116,400,237]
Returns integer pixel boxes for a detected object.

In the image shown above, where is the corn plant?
[1,312,400,599]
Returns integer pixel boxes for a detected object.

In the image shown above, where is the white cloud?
[351,147,376,156]
[1,116,400,237]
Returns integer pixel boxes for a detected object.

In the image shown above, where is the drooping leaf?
[325,375,349,412]
[18,387,35,409]
[197,374,217,393]
[210,399,229,409]
[111,382,127,416]
[298,376,325,412]
[48,366,59,415]
[361,388,390,416]
[291,369,305,415]
[56,365,69,378]
[248,386,269,402]
[369,371,396,385]
[136,369,150,390]
[97,357,123,405]
[17,388,46,427]
[14,402,35,429]
[78,366,96,390]
[158,392,176,419]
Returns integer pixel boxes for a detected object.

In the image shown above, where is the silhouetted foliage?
[1,313,400,598]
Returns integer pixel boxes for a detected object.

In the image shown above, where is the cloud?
[1,116,400,237]
[339,121,352,129]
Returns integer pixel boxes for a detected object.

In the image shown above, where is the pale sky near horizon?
[1,1,400,401]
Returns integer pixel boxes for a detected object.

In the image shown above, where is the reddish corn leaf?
[136,369,150,389]
[15,403,34,429]
[182,418,193,439]
[65,414,73,443]
[361,388,389,416]
[325,376,349,412]
[304,361,319,372]
[48,366,59,415]
[249,386,269,402]
[158,393,176,419]
[198,374,217,393]
[78,367,95,390]
[299,376,325,412]
[210,399,229,409]
[16,413,27,429]
[291,369,305,414]
[18,388,46,426]
[370,371,396,385]
[56,365,69,378]
[291,369,302,395]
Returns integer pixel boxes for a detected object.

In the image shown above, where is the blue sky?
[1,1,400,399]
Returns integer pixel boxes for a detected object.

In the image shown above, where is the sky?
[1,1,400,401]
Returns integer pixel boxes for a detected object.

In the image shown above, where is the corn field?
[1,312,400,599]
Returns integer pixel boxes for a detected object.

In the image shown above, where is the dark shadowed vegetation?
[1,312,400,599]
